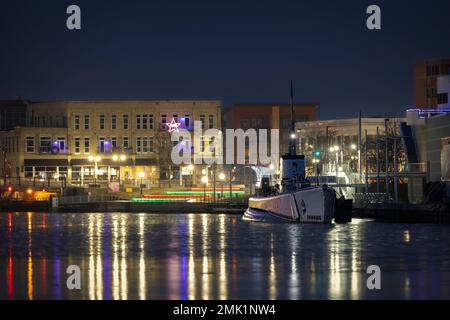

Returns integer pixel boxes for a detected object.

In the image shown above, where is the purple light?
[407,108,450,118]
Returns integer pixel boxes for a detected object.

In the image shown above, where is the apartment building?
[0,100,222,187]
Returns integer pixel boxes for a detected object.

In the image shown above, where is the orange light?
[7,186,12,192]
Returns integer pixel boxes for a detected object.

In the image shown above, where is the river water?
[1,212,449,300]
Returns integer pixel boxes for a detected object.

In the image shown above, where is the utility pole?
[376,127,380,193]
[393,138,399,202]
[358,109,362,183]
[213,148,216,204]
[385,119,389,202]
[2,148,6,186]
[229,167,233,199]
[326,126,329,171]
[365,129,368,193]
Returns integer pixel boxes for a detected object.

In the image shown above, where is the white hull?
[245,186,335,223]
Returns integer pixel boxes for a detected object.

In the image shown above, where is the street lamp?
[138,171,145,196]
[219,172,225,198]
[201,175,208,202]
[88,155,102,187]
[229,166,236,198]
[112,153,127,186]
[312,158,320,185]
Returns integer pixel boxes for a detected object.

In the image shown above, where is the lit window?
[111,115,117,129]
[123,115,129,129]
[25,136,35,153]
[74,115,80,130]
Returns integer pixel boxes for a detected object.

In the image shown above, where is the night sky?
[1,0,450,119]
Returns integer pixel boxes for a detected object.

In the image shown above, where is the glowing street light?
[112,154,119,161]
[138,171,145,196]
[351,144,357,150]
[290,133,297,139]
[88,155,102,186]
[201,175,208,201]
[218,172,226,198]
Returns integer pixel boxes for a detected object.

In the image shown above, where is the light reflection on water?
[1,212,450,300]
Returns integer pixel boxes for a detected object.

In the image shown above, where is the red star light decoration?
[166,118,180,132]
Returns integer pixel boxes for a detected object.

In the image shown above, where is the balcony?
[405,162,427,173]
[39,146,69,155]
[96,146,133,154]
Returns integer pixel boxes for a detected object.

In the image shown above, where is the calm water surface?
[1,212,450,300]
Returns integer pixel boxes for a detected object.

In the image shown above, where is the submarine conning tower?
[280,154,306,192]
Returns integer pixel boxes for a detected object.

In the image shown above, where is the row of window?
[24,136,156,154]
[2,136,20,153]
[29,115,67,128]
[25,136,66,153]
[426,64,450,76]
[22,136,218,155]
[73,114,216,130]
[438,93,449,105]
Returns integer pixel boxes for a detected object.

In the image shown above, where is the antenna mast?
[289,80,296,155]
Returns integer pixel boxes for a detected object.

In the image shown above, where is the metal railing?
[353,192,386,204]
[58,194,118,205]
[406,162,427,173]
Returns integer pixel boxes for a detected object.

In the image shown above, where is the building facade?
[406,109,450,182]
[0,100,28,131]
[295,117,405,179]
[437,75,450,109]
[0,100,222,188]
[223,103,317,158]
[414,59,450,108]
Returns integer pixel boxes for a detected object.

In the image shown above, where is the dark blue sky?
[1,0,449,119]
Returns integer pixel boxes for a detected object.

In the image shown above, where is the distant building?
[414,59,450,108]
[406,109,450,182]
[223,103,317,158]
[437,75,450,109]
[0,100,222,187]
[295,117,405,180]
[0,100,28,131]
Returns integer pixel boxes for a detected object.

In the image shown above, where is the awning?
[24,159,69,166]
[135,158,157,165]
[70,159,133,166]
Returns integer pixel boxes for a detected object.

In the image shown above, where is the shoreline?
[1,200,449,224]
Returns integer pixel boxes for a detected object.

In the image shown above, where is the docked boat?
[244,82,336,223]
[244,156,336,223]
